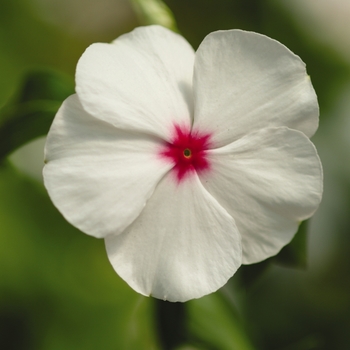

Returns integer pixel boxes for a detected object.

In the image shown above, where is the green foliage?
[237,221,309,291]
[187,292,255,350]
[0,162,159,350]
[273,221,308,269]
[0,70,74,160]
[130,0,178,31]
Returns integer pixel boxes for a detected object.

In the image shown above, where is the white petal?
[105,172,242,302]
[43,95,172,238]
[193,30,319,147]
[76,25,195,140]
[200,127,323,264]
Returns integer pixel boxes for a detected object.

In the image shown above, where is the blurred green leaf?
[237,259,272,290]
[130,0,178,31]
[0,100,61,160]
[0,70,74,160]
[187,292,256,350]
[277,334,324,350]
[236,221,308,290]
[272,220,308,269]
[0,161,159,350]
[12,70,74,104]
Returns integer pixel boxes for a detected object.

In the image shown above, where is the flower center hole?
[183,148,192,158]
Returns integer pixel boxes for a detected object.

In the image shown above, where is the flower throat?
[159,124,212,182]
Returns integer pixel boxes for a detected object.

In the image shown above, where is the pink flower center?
[159,124,212,182]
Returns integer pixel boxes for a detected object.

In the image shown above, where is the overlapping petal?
[44,94,172,238]
[76,25,195,141]
[200,127,323,264]
[105,172,242,302]
[193,30,319,147]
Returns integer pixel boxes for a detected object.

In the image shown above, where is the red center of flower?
[159,124,212,182]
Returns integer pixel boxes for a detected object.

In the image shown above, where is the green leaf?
[237,259,272,289]
[237,221,309,289]
[0,100,61,160]
[0,161,160,350]
[187,292,256,350]
[130,0,179,31]
[12,70,74,104]
[0,69,74,160]
[272,220,308,269]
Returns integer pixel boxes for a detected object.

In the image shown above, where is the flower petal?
[105,172,242,302]
[200,127,323,264]
[76,25,195,140]
[43,95,172,238]
[193,30,319,147]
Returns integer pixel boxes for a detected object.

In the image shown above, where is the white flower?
[43,25,323,302]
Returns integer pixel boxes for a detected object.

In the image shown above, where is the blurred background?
[1,0,350,349]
